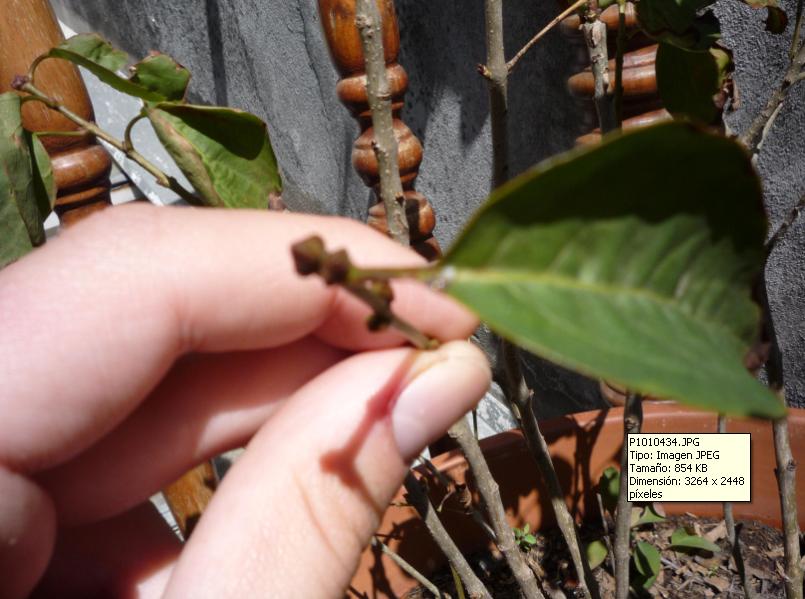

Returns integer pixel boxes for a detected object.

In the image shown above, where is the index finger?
[0,205,476,472]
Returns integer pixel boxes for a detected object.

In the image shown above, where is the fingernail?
[392,340,491,461]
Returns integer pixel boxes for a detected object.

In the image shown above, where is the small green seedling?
[513,523,538,551]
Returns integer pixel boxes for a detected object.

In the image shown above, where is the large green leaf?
[129,53,191,101]
[146,102,282,209]
[656,44,733,125]
[0,162,34,268]
[24,131,56,218]
[439,122,783,419]
[0,93,46,264]
[42,34,173,102]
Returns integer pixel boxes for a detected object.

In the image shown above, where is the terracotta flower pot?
[348,403,805,597]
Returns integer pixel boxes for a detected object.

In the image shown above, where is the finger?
[30,502,180,599]
[37,337,344,526]
[0,205,476,472]
[163,341,491,598]
[0,466,55,599]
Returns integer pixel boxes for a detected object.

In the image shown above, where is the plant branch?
[372,536,449,598]
[123,113,146,152]
[501,345,596,599]
[613,0,627,128]
[582,11,615,134]
[355,0,410,246]
[773,413,803,599]
[291,236,438,349]
[739,41,805,153]
[13,78,199,206]
[506,0,588,74]
[614,394,643,599]
[791,0,804,61]
[404,472,492,599]
[482,0,510,188]
[718,414,736,547]
[449,417,545,599]
[596,492,616,572]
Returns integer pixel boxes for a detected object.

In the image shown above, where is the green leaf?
[43,34,178,102]
[439,122,784,419]
[670,528,721,553]
[637,0,721,50]
[632,541,662,590]
[632,503,667,527]
[0,161,34,268]
[0,93,46,260]
[656,44,733,124]
[130,53,191,101]
[599,467,620,513]
[586,539,609,570]
[147,102,282,209]
[524,534,537,544]
[25,132,56,216]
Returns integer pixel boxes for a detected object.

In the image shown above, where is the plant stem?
[773,414,803,599]
[582,9,615,134]
[448,417,545,599]
[717,414,736,546]
[791,0,804,61]
[506,0,588,74]
[14,79,199,206]
[372,536,449,598]
[614,393,643,599]
[123,113,146,152]
[739,41,805,153]
[502,346,595,599]
[404,472,492,599]
[613,0,627,128]
[596,492,616,572]
[354,0,410,246]
[482,0,509,188]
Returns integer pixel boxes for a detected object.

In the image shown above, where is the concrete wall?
[52,0,805,411]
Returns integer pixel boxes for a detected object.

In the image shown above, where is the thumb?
[163,340,490,598]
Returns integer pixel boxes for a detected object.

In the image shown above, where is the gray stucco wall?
[52,0,805,411]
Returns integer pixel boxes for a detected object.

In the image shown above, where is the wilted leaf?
[599,467,620,513]
[130,53,191,101]
[24,132,56,217]
[586,539,609,570]
[632,541,662,589]
[439,122,783,419]
[632,503,667,527]
[656,44,733,124]
[765,6,788,33]
[637,0,721,50]
[670,528,721,553]
[147,102,281,209]
[0,93,46,260]
[42,34,189,103]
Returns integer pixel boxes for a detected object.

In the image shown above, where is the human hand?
[0,205,490,598]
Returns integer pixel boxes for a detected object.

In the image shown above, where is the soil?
[404,514,787,598]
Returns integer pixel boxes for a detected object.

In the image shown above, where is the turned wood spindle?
[0,0,112,225]
[318,0,440,260]
[562,3,670,145]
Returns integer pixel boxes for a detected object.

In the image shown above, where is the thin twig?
[372,537,449,598]
[614,394,643,599]
[123,113,146,152]
[449,417,545,599]
[506,0,588,73]
[596,492,616,573]
[582,10,615,134]
[718,414,736,547]
[739,41,805,153]
[404,473,492,599]
[354,0,410,245]
[13,78,199,205]
[421,458,498,543]
[613,0,627,128]
[482,0,510,189]
[773,414,803,599]
[790,0,804,61]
